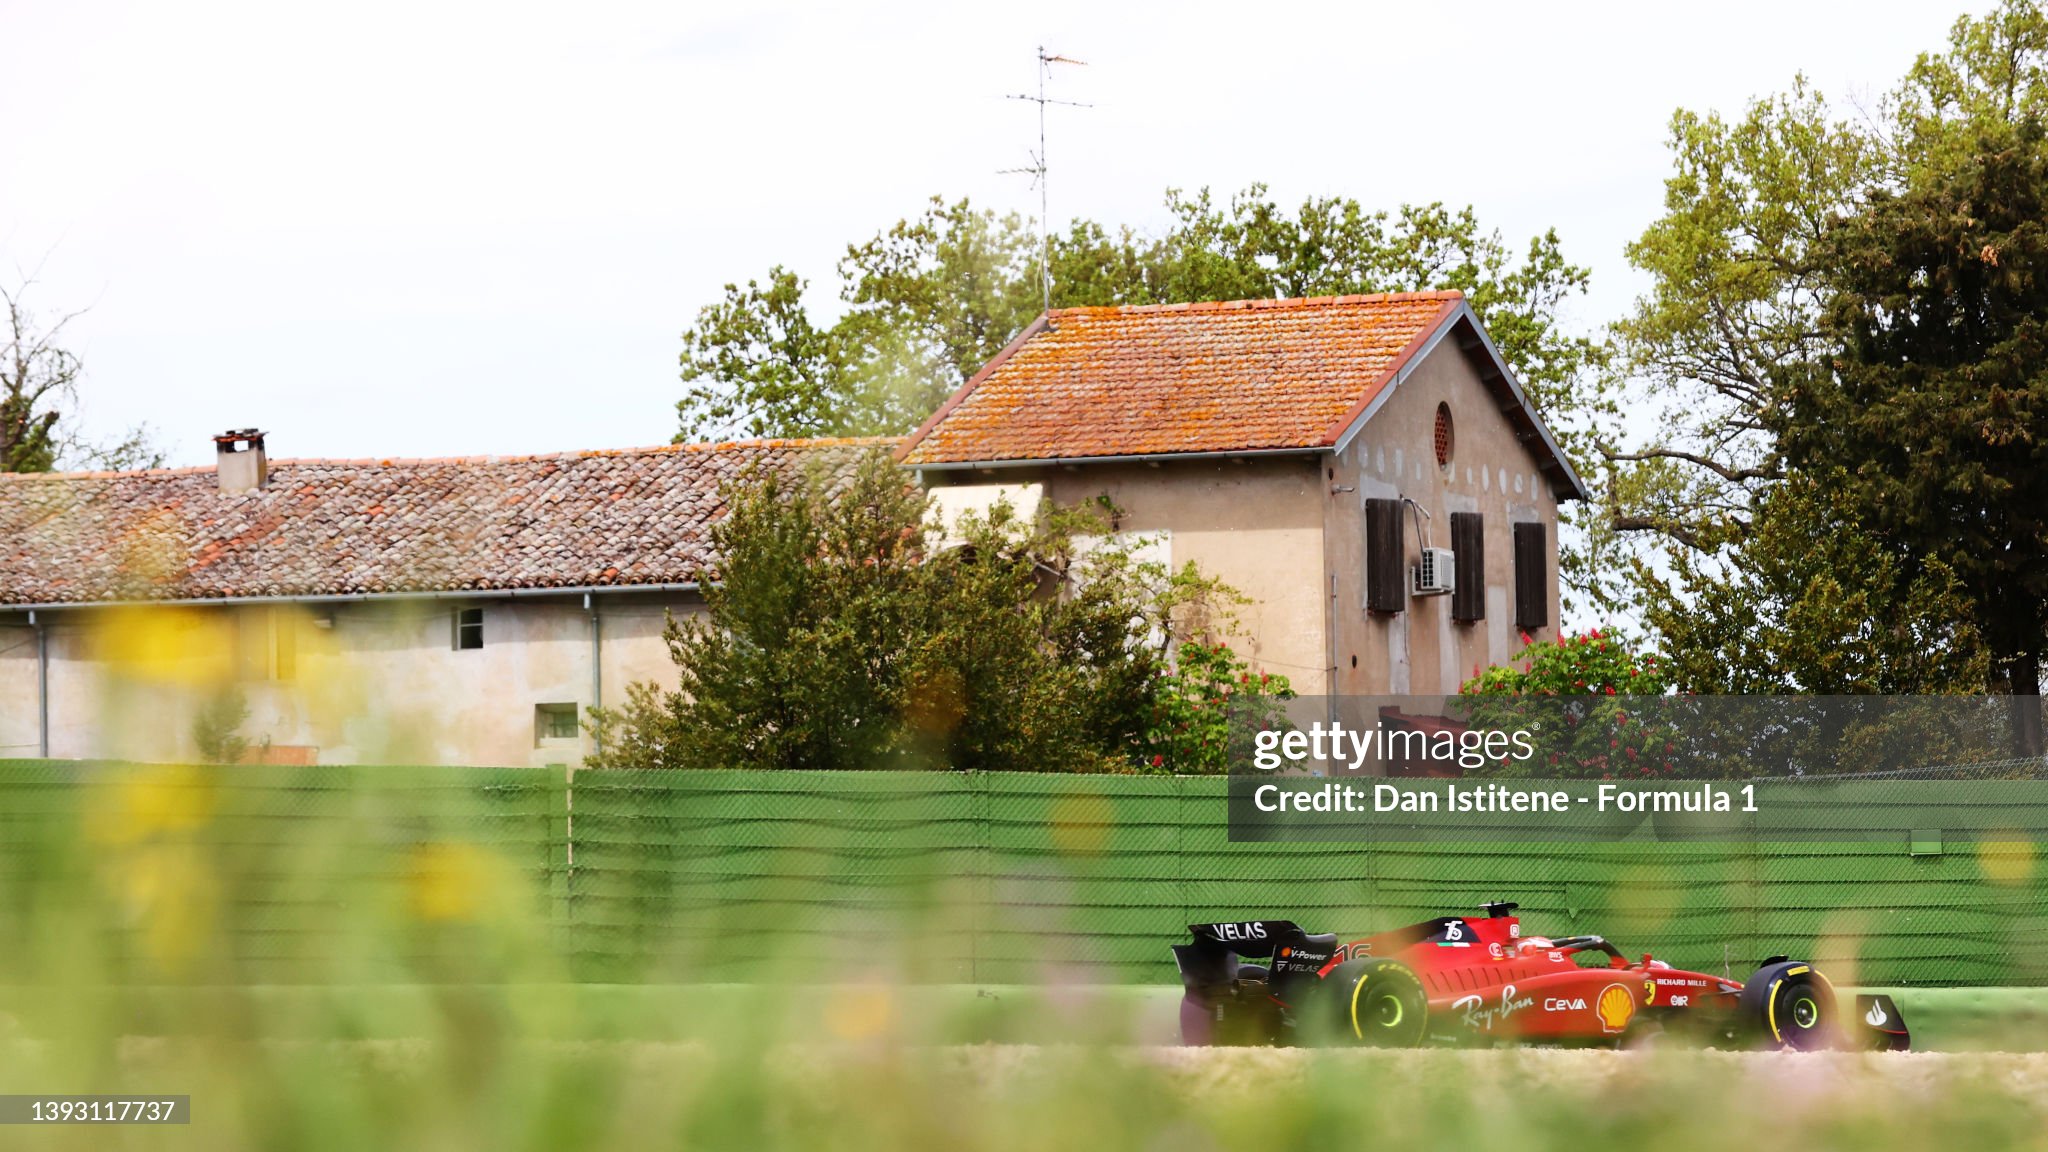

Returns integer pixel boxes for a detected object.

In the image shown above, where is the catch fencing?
[0,761,2041,986]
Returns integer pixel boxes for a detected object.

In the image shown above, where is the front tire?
[1325,959,1428,1046]
[1740,961,1836,1050]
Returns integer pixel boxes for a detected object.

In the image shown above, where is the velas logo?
[1597,984,1635,1033]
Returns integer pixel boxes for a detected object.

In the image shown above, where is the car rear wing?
[1173,921,1339,998]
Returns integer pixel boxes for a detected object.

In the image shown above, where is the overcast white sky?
[0,0,1981,468]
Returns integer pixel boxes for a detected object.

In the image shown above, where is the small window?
[1433,403,1455,470]
[1513,521,1548,630]
[535,703,580,744]
[455,608,484,650]
[1450,511,1484,623]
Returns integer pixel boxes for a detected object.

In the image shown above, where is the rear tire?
[1740,961,1836,1050]
[1324,959,1428,1046]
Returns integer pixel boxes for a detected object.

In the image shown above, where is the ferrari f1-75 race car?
[1172,902,1911,1050]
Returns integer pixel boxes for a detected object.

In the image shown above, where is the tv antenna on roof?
[1002,47,1091,315]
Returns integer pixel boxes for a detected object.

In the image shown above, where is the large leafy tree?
[1641,473,1987,694]
[1604,0,2048,696]
[676,186,1611,463]
[585,448,1250,772]
[1783,123,2048,748]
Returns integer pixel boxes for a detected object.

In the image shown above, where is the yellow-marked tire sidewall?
[1330,959,1426,1047]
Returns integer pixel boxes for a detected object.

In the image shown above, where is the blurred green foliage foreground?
[3,988,2048,1152]
[0,758,2045,1150]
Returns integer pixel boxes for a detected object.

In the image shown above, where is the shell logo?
[1596,984,1635,1033]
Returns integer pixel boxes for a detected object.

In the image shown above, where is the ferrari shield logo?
[1596,984,1635,1033]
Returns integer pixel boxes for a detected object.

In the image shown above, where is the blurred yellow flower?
[121,843,218,972]
[1978,839,2035,886]
[407,841,505,923]
[1049,793,1112,858]
[90,607,234,687]
[84,765,222,974]
[89,763,218,848]
[825,986,898,1042]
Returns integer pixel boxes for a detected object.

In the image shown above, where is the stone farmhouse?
[0,291,1583,766]
[901,291,1586,699]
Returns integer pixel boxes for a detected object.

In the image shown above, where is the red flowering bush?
[1457,629,1676,778]
[1140,641,1294,774]
[1458,628,1669,697]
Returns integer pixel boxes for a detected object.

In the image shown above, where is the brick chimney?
[214,429,268,492]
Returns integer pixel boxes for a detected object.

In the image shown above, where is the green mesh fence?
[565,771,2048,987]
[0,761,2041,986]
[0,759,563,984]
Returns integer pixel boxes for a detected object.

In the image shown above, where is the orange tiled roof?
[0,438,891,606]
[897,293,1463,466]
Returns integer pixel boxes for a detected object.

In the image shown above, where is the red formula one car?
[1172,902,1910,1050]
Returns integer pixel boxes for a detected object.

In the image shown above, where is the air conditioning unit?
[1413,547,1455,596]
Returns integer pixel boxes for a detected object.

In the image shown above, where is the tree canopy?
[585,448,1287,772]
[1783,120,2048,744]
[2,279,163,474]
[675,186,1612,466]
[1602,0,2048,706]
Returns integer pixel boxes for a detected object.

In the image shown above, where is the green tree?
[675,187,1611,462]
[1783,122,2048,748]
[1641,474,1988,693]
[192,687,252,764]
[2,279,164,474]
[1597,76,1881,617]
[585,448,1255,772]
[1458,630,1675,779]
[1605,0,2048,691]
[2,281,78,473]
[1140,640,1294,775]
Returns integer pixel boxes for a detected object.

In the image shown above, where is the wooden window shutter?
[1365,498,1405,613]
[1450,511,1484,622]
[1513,521,1547,629]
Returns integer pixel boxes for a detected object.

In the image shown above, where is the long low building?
[0,434,884,766]
[2,291,1586,768]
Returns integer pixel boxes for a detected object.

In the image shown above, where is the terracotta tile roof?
[0,438,891,606]
[897,292,1464,466]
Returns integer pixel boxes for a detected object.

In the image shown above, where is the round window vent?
[1433,403,1455,470]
